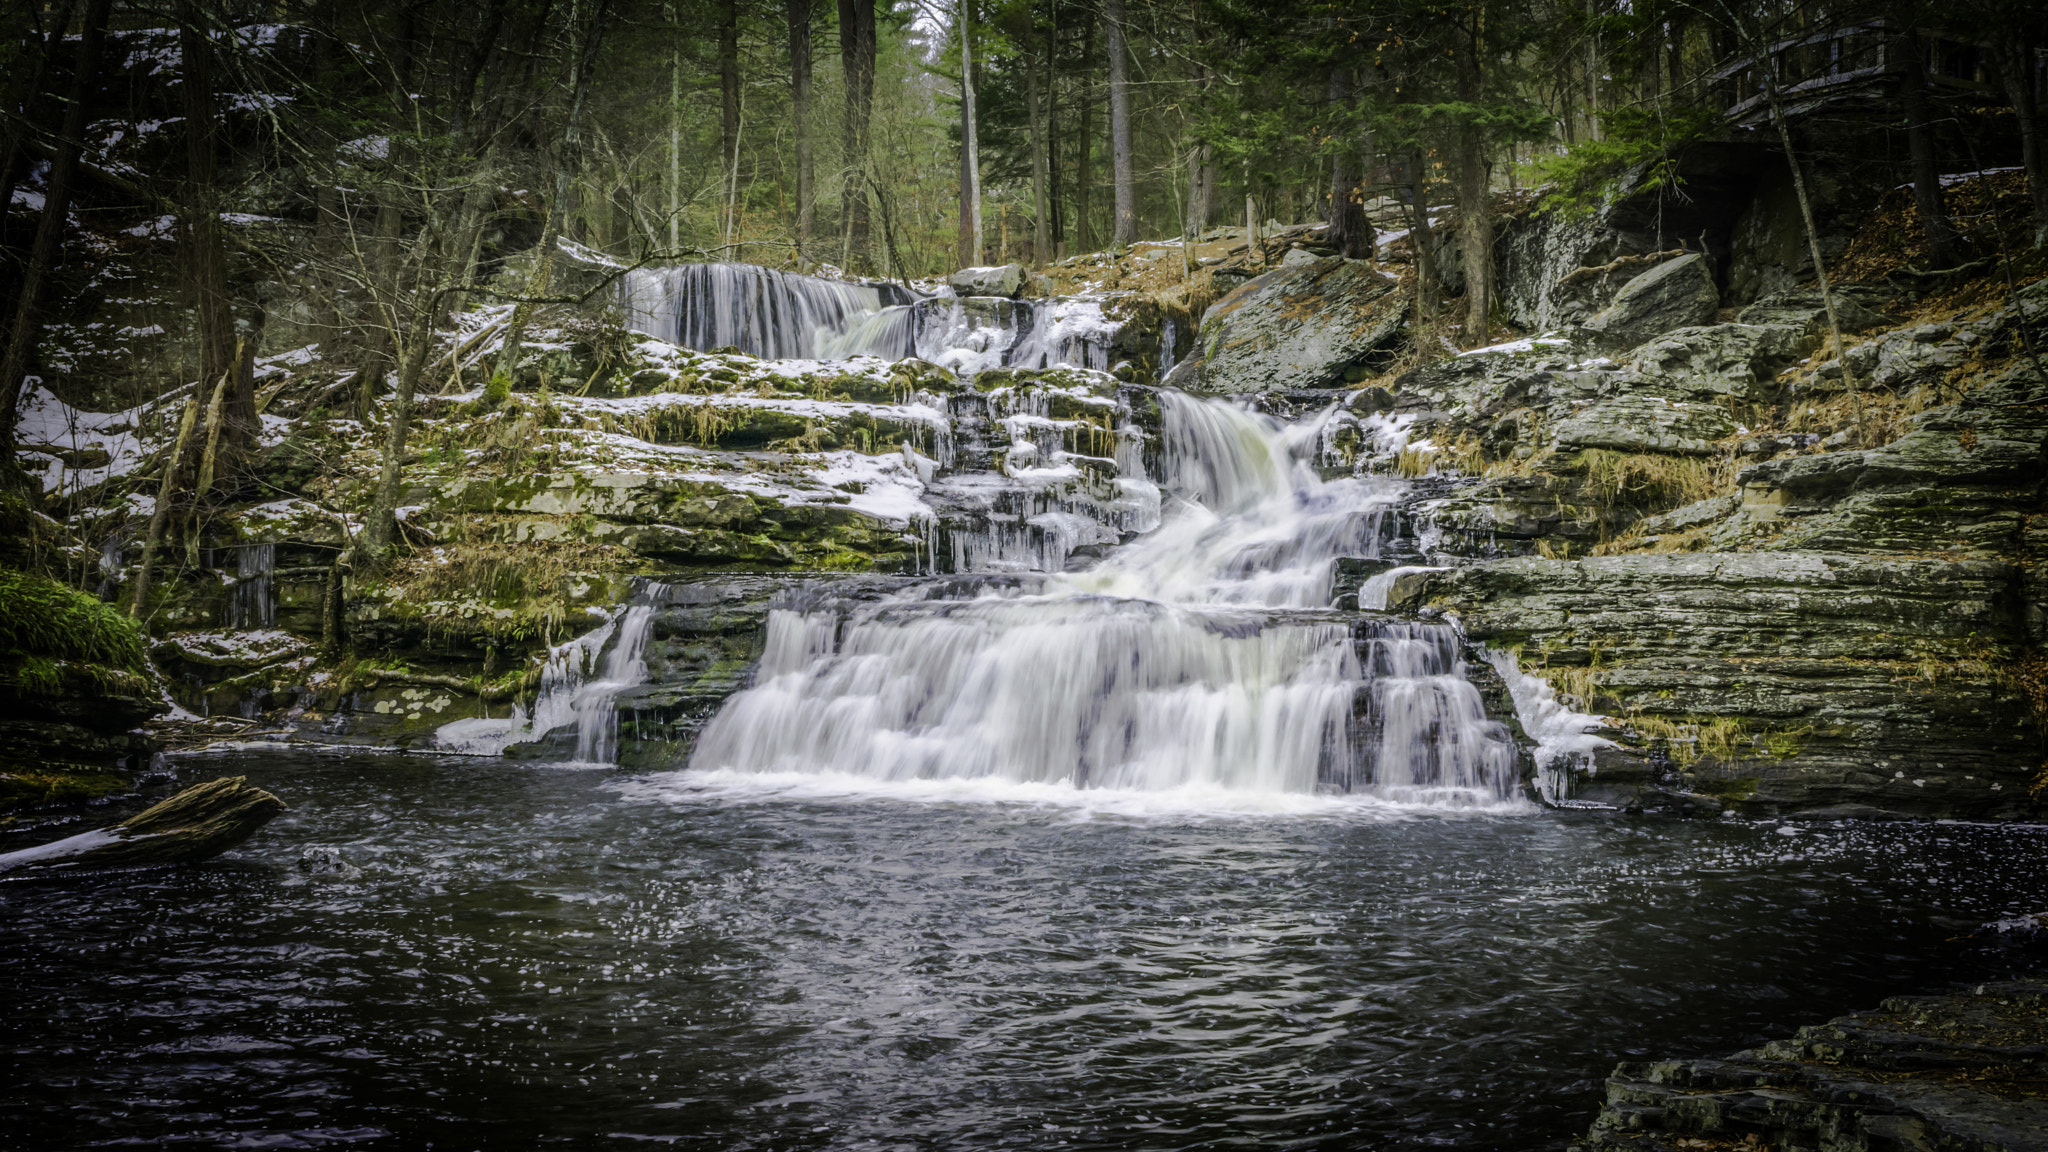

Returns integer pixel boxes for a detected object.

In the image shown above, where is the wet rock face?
[1574,981,2048,1152]
[1404,553,2043,819]
[1194,257,1410,393]
[1582,253,1721,350]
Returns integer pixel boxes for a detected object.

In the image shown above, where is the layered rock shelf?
[1574,981,2048,1152]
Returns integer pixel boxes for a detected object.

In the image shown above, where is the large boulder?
[1550,393,1739,456]
[1493,143,1771,327]
[1618,322,1811,403]
[1194,257,1409,392]
[1581,252,1720,349]
[1736,288,1897,336]
[947,264,1026,298]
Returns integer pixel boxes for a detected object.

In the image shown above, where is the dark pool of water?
[1,749,2041,1150]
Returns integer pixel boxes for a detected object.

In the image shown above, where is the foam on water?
[619,765,1526,821]
[686,393,1526,808]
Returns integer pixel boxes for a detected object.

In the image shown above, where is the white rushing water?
[689,393,1524,807]
[617,263,1118,373]
[619,263,915,360]
[436,601,660,764]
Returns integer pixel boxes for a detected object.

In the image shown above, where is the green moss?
[0,766,132,812]
[1760,725,1815,760]
[0,571,154,702]
[814,549,879,571]
[1690,775,1761,801]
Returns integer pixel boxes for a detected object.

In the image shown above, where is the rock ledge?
[1575,980,2048,1151]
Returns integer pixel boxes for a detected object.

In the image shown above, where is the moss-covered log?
[0,776,285,873]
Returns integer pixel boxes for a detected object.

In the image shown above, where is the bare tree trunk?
[719,0,740,242]
[1992,38,2047,248]
[1455,26,1491,346]
[958,0,983,266]
[1186,58,1216,235]
[1326,67,1372,259]
[0,0,81,279]
[788,0,815,261]
[838,0,875,270]
[1105,0,1135,247]
[1752,28,1856,430]
[358,300,442,566]
[493,0,611,382]
[1046,0,1065,255]
[1409,152,1436,325]
[1895,16,1967,267]
[0,777,286,874]
[1025,18,1052,264]
[0,0,109,474]
[1076,14,1095,253]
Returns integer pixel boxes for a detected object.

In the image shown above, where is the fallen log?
[0,777,286,874]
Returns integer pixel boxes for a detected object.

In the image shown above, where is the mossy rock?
[0,765,133,813]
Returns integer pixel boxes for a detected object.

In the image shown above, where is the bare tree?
[0,0,113,480]
[788,0,816,260]
[1106,0,1135,247]
[1893,9,1967,268]
[839,0,876,269]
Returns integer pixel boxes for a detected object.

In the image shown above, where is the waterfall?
[618,263,916,360]
[913,297,1116,375]
[229,543,275,629]
[435,595,662,763]
[688,392,1523,806]
[618,263,1119,373]
[1356,565,1447,611]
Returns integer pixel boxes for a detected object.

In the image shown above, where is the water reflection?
[0,749,2039,1150]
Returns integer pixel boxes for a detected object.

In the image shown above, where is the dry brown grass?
[1832,170,2038,283]
[1593,523,1712,557]
[1575,448,1729,509]
[1625,714,1750,767]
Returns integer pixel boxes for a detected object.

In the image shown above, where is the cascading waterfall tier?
[618,263,918,360]
[688,392,1525,807]
[617,262,1119,373]
[436,589,667,764]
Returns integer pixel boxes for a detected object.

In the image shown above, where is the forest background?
[3,0,2045,500]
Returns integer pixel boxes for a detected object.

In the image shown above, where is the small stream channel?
[2,749,2042,1149]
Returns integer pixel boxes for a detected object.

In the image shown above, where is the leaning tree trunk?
[0,0,112,471]
[718,0,740,243]
[128,392,201,617]
[359,292,447,566]
[1753,29,1856,431]
[0,0,80,290]
[0,777,286,873]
